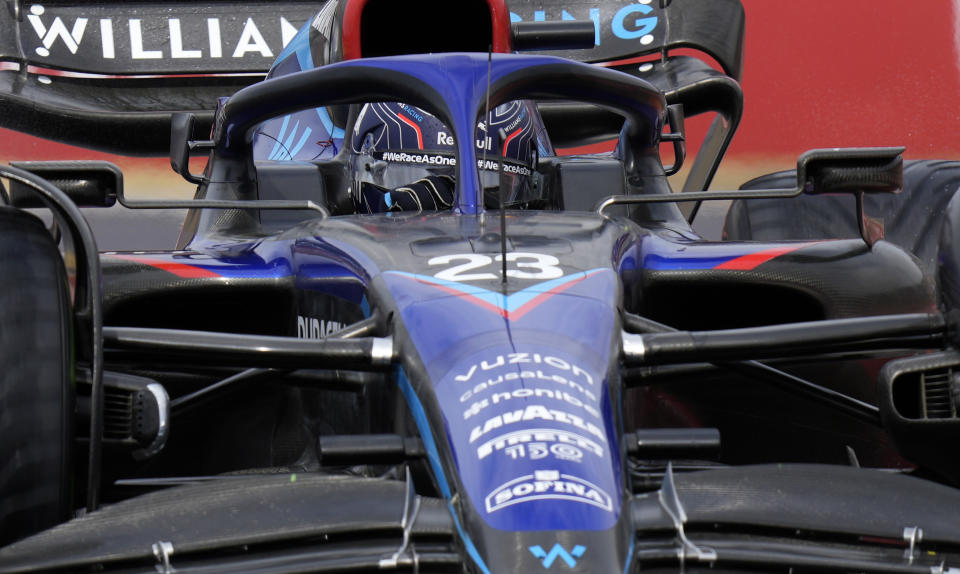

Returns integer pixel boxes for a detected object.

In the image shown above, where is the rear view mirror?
[798,147,904,245]
[170,113,213,185]
[798,147,903,196]
[8,161,121,208]
[662,104,686,176]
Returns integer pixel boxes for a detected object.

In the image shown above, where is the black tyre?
[723,160,960,274]
[0,207,73,546]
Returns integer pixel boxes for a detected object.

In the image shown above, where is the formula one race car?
[2,1,960,573]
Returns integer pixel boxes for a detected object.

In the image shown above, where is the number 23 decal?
[428,252,563,281]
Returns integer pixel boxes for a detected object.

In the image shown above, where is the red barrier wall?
[734,0,960,158]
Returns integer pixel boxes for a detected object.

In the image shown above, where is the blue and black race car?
[2,1,960,573]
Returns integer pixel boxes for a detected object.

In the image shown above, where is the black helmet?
[351,100,551,213]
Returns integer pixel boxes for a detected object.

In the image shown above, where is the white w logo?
[529,544,587,569]
[27,5,87,56]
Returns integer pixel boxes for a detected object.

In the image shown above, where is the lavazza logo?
[24,4,303,62]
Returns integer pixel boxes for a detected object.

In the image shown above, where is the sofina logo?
[529,544,587,569]
[484,470,614,514]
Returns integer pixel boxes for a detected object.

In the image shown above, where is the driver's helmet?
[351,100,551,213]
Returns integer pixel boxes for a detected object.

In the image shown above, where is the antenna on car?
[660,0,672,64]
[498,127,508,286]
[482,46,491,209]
[482,45,508,288]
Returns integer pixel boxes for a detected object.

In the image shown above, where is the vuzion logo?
[529,544,587,569]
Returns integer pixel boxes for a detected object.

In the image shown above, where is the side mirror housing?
[7,161,121,208]
[170,112,213,184]
[662,104,686,176]
[798,147,903,196]
[798,147,904,245]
